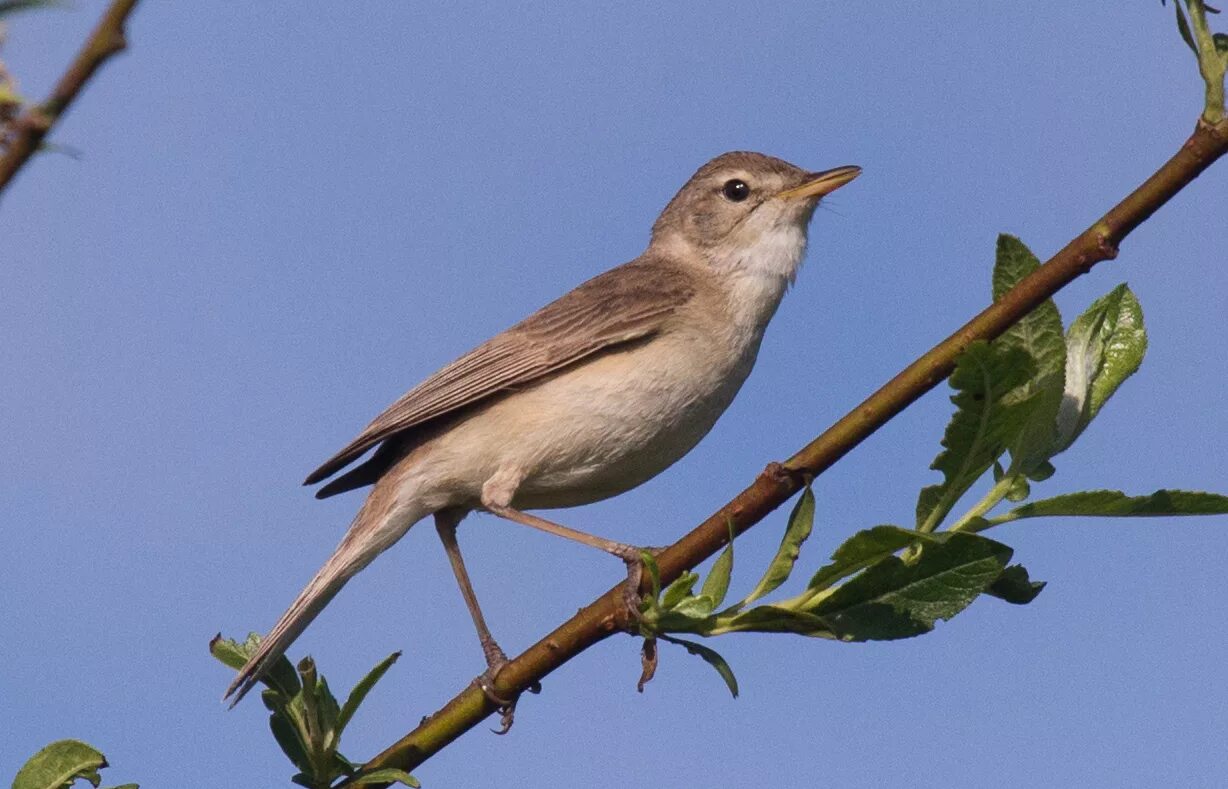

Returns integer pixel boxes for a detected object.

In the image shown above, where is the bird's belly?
[513,347,749,508]
[425,332,759,511]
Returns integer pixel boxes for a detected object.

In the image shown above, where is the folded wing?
[304,257,696,492]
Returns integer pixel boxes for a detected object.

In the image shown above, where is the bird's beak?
[777,165,862,200]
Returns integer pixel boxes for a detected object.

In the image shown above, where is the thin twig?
[344,116,1228,786]
[0,0,140,198]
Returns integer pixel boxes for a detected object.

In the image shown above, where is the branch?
[0,0,140,198]
[342,115,1228,785]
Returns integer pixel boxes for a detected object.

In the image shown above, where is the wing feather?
[303,257,695,487]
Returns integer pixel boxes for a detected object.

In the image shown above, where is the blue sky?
[4,3,1227,788]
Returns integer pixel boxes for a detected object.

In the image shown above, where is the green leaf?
[1055,285,1146,452]
[1174,0,1199,54]
[299,660,342,762]
[986,564,1046,604]
[348,768,422,787]
[12,740,114,789]
[1028,460,1055,482]
[659,634,739,698]
[709,604,834,637]
[699,521,735,609]
[313,676,343,768]
[208,632,253,671]
[991,235,1067,476]
[810,533,1013,641]
[916,341,1040,531]
[333,752,357,774]
[807,525,937,591]
[269,713,311,774]
[667,594,717,619]
[739,486,815,606]
[335,651,401,739]
[641,551,661,600]
[1001,489,1228,520]
[661,571,700,610]
[210,633,301,697]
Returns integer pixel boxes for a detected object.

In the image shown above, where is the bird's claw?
[474,643,541,734]
[475,666,520,735]
[615,544,666,629]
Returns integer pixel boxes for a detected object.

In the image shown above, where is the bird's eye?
[721,178,750,202]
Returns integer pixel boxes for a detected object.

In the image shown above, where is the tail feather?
[223,552,355,706]
[224,491,424,706]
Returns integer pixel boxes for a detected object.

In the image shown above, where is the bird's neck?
[707,223,808,333]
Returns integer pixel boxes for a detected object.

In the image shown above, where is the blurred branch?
[0,0,140,199]
[346,113,1228,785]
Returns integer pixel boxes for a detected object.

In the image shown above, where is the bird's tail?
[224,490,423,706]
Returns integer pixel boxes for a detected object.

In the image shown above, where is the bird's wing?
[304,257,697,486]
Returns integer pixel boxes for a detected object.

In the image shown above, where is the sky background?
[4,3,1228,788]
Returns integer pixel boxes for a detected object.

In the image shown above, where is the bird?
[224,151,860,707]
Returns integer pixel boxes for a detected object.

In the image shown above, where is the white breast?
[404,223,809,513]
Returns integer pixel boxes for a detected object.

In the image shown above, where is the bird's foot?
[473,638,540,734]
[610,543,667,629]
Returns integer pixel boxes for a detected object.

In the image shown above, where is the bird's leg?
[434,510,507,670]
[482,503,653,621]
[434,510,522,733]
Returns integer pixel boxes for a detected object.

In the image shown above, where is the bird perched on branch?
[224,151,860,712]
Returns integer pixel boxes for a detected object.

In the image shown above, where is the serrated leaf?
[1055,284,1146,453]
[659,634,739,697]
[991,235,1068,476]
[916,342,1040,531]
[1174,0,1199,54]
[808,525,938,591]
[986,564,1046,604]
[335,651,400,740]
[739,486,815,607]
[348,768,422,787]
[661,571,699,610]
[810,533,1013,641]
[699,522,735,609]
[1001,489,1228,520]
[13,740,111,789]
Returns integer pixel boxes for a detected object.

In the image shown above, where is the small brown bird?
[225,151,860,706]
